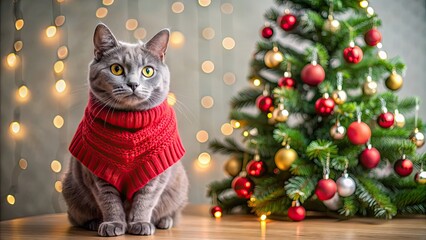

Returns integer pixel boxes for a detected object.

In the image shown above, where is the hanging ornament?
[256,85,273,113]
[336,161,356,197]
[343,42,363,64]
[301,63,325,86]
[274,139,298,171]
[323,192,342,211]
[278,63,296,89]
[362,70,378,96]
[409,100,425,148]
[210,205,223,218]
[315,154,337,201]
[347,108,371,145]
[315,93,335,116]
[359,143,381,169]
[385,70,403,91]
[394,109,405,128]
[264,46,284,68]
[364,28,382,46]
[377,98,394,128]
[288,200,305,221]
[278,11,297,31]
[331,72,347,105]
[224,156,242,177]
[414,164,426,184]
[323,15,340,33]
[261,23,274,39]
[246,150,266,177]
[231,175,254,199]
[272,102,289,123]
[394,155,413,177]
[330,118,346,140]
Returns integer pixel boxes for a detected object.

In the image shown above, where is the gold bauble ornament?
[330,123,346,140]
[409,128,425,148]
[331,89,347,105]
[274,145,298,170]
[323,15,340,33]
[224,156,242,177]
[394,109,405,128]
[362,76,377,96]
[385,71,403,91]
[272,103,289,122]
[415,170,426,184]
[264,46,284,68]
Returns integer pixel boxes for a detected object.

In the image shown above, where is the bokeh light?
[15,19,24,30]
[14,41,23,52]
[51,160,62,173]
[223,72,236,85]
[201,60,214,73]
[167,92,177,106]
[221,123,233,136]
[202,27,215,40]
[170,31,185,48]
[55,79,67,93]
[222,37,235,50]
[55,15,65,27]
[134,28,147,40]
[46,26,57,38]
[171,2,184,13]
[201,96,214,109]
[7,195,15,205]
[54,60,64,73]
[96,7,108,18]
[125,19,138,31]
[198,0,211,7]
[19,158,28,170]
[221,3,234,14]
[57,46,68,59]
[53,115,64,129]
[196,130,209,143]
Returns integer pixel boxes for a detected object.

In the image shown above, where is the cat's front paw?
[98,221,126,237]
[128,221,156,235]
[156,216,173,229]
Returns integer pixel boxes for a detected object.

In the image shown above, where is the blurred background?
[1,0,425,221]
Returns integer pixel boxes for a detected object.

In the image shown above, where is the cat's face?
[89,24,170,111]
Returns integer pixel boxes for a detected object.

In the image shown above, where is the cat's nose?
[127,82,140,91]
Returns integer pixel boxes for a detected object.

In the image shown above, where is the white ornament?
[323,192,342,211]
[336,173,356,197]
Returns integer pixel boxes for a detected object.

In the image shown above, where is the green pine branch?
[284,175,319,203]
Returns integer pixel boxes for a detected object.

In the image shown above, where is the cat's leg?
[127,170,171,236]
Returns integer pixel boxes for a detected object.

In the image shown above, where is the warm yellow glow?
[167,92,177,106]
[214,211,222,218]
[250,196,256,202]
[171,2,184,13]
[196,130,209,143]
[223,72,236,85]
[222,37,235,50]
[53,115,64,129]
[55,15,66,27]
[57,0,65,3]
[243,131,249,137]
[55,181,63,192]
[55,79,67,93]
[201,60,214,73]
[96,7,108,19]
[198,152,211,165]
[7,53,17,67]
[54,61,64,73]
[367,7,374,15]
[170,31,185,48]
[14,41,23,52]
[253,78,261,87]
[51,160,62,173]
[10,121,21,134]
[201,96,214,109]
[230,120,241,129]
[125,19,138,31]
[102,0,114,6]
[198,0,211,7]
[221,123,233,136]
[57,46,68,59]
[46,26,57,38]
[376,42,383,49]
[134,28,147,40]
[378,50,387,59]
[359,0,368,8]
[19,158,28,170]
[260,214,267,221]
[202,27,215,40]
[17,85,29,99]
[7,195,15,205]
[221,3,233,14]
[15,19,24,30]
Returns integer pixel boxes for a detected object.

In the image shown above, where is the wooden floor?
[1,205,425,240]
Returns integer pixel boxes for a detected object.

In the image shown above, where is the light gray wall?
[1,0,425,220]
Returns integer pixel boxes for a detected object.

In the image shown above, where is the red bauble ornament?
[246,160,266,177]
[364,28,382,46]
[301,63,325,86]
[288,205,306,221]
[377,112,394,128]
[315,94,335,116]
[278,77,296,89]
[261,26,274,39]
[315,179,337,201]
[347,121,371,145]
[359,145,381,169]
[256,95,273,113]
[232,176,254,199]
[278,14,297,31]
[394,157,413,177]
[210,206,223,218]
[343,46,363,64]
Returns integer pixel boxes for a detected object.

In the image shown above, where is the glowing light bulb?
[253,78,261,87]
[7,195,15,205]
[7,53,17,67]
[201,60,214,73]
[54,61,64,73]
[102,0,114,6]
[55,181,63,192]
[221,123,233,136]
[15,19,24,30]
[167,92,177,106]
[18,85,29,99]
[260,214,267,221]
[55,79,67,93]
[57,46,68,59]
[378,50,387,59]
[196,130,209,143]
[96,7,108,18]
[214,211,222,218]
[46,26,57,38]
[243,131,249,137]
[230,120,241,128]
[359,0,368,8]
[197,152,211,168]
[198,0,211,7]
[222,37,235,50]
[267,113,273,119]
[170,31,185,48]
[53,115,64,128]
[10,121,21,134]
[51,160,62,173]
[367,7,374,16]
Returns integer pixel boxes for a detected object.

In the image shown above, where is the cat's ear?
[145,29,170,61]
[93,23,118,60]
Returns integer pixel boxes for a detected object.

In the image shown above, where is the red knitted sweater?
[69,96,185,200]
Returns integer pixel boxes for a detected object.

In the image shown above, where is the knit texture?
[69,95,185,200]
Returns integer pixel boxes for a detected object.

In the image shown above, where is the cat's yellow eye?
[110,64,124,75]
[141,66,155,78]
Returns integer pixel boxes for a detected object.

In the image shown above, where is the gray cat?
[62,23,188,237]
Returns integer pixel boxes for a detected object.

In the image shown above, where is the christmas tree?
[208,0,426,220]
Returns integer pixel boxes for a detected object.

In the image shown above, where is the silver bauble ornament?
[409,128,425,148]
[330,123,346,140]
[415,170,426,184]
[322,192,342,211]
[336,173,356,197]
